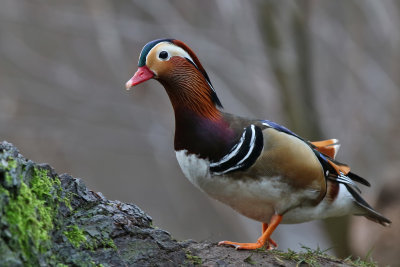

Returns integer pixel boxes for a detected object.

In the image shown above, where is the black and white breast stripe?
[210,125,264,175]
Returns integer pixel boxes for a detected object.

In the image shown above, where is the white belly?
[175,150,356,224]
[176,150,321,222]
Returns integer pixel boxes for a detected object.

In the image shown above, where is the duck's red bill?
[125,66,154,90]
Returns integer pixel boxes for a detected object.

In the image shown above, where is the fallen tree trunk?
[0,141,361,266]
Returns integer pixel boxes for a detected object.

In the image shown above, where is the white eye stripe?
[149,42,196,66]
[151,43,216,93]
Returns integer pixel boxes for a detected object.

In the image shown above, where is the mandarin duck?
[125,39,391,250]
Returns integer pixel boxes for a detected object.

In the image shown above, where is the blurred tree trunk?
[257,0,351,257]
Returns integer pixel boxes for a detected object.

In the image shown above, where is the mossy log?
[0,141,363,266]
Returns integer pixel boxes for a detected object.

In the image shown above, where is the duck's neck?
[160,80,235,161]
[173,107,235,161]
[160,74,221,120]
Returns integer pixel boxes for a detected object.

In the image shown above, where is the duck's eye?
[159,51,169,60]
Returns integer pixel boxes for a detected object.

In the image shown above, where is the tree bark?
[0,141,357,266]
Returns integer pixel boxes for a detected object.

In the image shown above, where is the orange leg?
[262,223,278,249]
[218,214,282,250]
[262,222,268,233]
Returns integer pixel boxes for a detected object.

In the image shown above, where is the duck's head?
[126,39,223,119]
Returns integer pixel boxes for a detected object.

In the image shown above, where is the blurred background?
[1,0,399,265]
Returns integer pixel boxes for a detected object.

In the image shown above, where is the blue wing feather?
[261,120,302,139]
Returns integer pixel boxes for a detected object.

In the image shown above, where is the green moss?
[1,167,60,263]
[185,251,202,265]
[1,157,18,170]
[85,236,117,251]
[5,182,53,253]
[31,167,58,200]
[64,225,87,248]
[103,238,117,250]
[63,224,117,251]
[0,147,120,266]
[2,158,18,186]
[0,185,9,195]
[62,191,75,211]
[7,159,17,169]
[4,172,12,184]
[0,155,68,265]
